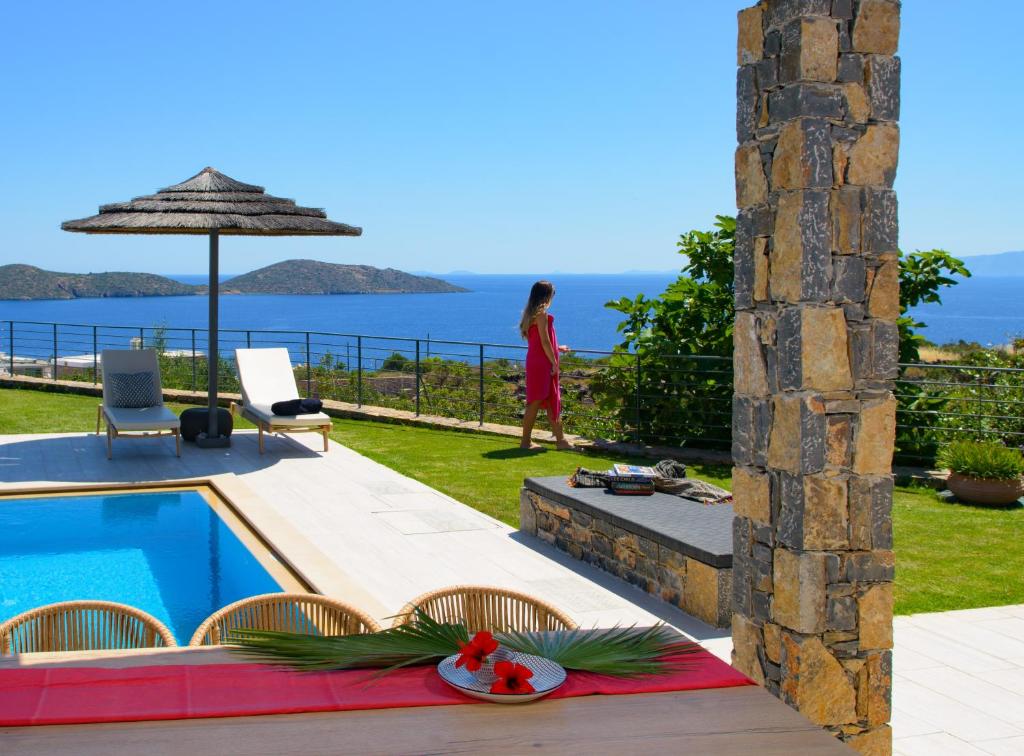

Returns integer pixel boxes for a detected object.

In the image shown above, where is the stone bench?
[520,476,733,627]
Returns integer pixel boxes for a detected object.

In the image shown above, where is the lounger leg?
[258,424,265,454]
[96,405,102,434]
[175,428,181,457]
[106,425,113,460]
[322,427,329,452]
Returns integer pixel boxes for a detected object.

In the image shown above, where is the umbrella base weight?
[180,407,234,443]
[196,433,231,448]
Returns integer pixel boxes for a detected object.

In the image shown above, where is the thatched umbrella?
[63,167,361,448]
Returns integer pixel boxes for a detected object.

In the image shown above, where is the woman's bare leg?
[521,401,544,448]
[547,408,574,450]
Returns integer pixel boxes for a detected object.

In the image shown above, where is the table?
[0,648,849,754]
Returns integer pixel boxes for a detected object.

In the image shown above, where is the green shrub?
[937,440,1024,480]
[381,352,412,372]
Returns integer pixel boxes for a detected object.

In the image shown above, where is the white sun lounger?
[96,349,181,459]
[231,348,331,454]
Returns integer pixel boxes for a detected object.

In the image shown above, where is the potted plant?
[937,440,1024,506]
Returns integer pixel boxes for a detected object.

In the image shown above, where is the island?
[0,264,202,300]
[223,260,467,295]
[0,261,467,300]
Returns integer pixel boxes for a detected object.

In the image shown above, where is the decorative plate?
[437,652,567,704]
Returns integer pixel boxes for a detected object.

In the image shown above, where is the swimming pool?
[0,487,306,644]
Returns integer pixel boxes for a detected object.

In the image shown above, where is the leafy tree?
[592,215,971,453]
[897,249,971,363]
[590,216,737,448]
[603,215,736,359]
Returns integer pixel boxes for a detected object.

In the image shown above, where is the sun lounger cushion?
[271,398,324,416]
[108,372,160,408]
[104,405,180,431]
[244,403,330,428]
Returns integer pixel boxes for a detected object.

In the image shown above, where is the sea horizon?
[1,273,1021,354]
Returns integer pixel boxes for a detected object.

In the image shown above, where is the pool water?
[0,490,285,644]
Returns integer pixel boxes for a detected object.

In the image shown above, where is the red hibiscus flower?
[489,660,535,694]
[455,631,498,672]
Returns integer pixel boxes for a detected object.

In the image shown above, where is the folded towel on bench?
[270,398,323,416]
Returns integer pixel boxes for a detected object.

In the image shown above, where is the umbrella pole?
[197,229,229,448]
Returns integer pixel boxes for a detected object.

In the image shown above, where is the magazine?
[612,464,658,479]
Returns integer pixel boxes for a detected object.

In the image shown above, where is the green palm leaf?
[229,608,695,678]
[498,624,698,677]
[229,608,468,673]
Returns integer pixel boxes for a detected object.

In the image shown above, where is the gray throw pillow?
[109,372,158,408]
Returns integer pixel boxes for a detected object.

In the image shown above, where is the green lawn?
[2,386,1021,615]
[893,485,1024,615]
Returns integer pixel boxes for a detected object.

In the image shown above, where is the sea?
[0,273,1020,354]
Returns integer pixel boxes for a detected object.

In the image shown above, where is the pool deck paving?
[1,430,1022,754]
[892,605,1024,755]
[0,430,730,647]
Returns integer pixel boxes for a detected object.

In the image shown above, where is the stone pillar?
[732,1,899,754]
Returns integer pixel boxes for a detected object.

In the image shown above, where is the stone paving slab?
[893,605,1024,755]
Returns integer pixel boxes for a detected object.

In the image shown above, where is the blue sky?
[0,1,1018,275]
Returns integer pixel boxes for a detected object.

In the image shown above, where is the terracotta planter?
[947,472,1024,506]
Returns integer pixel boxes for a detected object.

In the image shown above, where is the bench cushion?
[523,476,733,569]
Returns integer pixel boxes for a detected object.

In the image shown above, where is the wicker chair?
[391,585,577,633]
[189,593,382,646]
[0,601,176,654]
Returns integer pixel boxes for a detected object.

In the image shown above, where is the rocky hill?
[958,250,1024,278]
[0,260,467,300]
[222,260,467,294]
[0,264,202,300]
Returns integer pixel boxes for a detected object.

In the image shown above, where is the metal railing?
[0,319,734,448]
[895,361,1024,464]
[2,319,1021,462]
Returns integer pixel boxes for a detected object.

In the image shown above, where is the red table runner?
[0,649,751,727]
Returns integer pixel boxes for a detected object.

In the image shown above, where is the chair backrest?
[392,585,577,633]
[234,348,299,407]
[100,349,163,408]
[189,593,382,646]
[0,600,177,654]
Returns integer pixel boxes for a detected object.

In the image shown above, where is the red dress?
[526,313,561,418]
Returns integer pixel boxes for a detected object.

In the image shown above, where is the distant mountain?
[0,261,467,300]
[960,250,1024,277]
[0,264,202,300]
[222,260,467,294]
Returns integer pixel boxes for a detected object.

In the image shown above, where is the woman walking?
[519,280,572,450]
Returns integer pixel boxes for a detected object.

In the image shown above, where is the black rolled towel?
[271,398,323,416]
[271,399,302,416]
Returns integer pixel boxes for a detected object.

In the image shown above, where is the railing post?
[139,327,144,349]
[634,351,642,442]
[479,344,485,426]
[52,323,58,382]
[246,330,252,349]
[415,340,421,416]
[92,325,98,384]
[357,336,363,407]
[976,371,984,438]
[305,332,312,394]
[8,321,14,377]
[191,329,197,392]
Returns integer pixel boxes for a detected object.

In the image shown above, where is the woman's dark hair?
[519,280,555,339]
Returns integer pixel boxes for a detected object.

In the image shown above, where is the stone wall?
[520,488,733,627]
[732,1,899,754]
